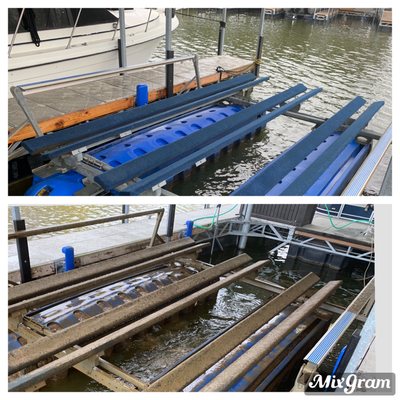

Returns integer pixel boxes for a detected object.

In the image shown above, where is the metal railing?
[66,8,82,49]
[8,8,25,57]
[9,207,165,247]
[9,54,201,139]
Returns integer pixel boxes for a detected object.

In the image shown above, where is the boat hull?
[8,36,163,91]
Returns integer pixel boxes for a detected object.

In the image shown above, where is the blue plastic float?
[25,105,242,196]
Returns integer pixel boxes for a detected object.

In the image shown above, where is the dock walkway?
[8,206,239,272]
[297,213,374,249]
[8,55,254,143]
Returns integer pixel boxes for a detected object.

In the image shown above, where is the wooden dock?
[379,9,392,27]
[264,9,284,17]
[296,213,374,251]
[313,9,338,21]
[8,55,254,145]
[337,8,378,18]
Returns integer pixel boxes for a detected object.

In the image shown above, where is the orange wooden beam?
[8,69,249,145]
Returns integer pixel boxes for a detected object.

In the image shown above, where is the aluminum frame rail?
[293,278,375,391]
[231,97,384,196]
[192,218,375,263]
[11,55,201,139]
[22,73,264,156]
[342,124,392,196]
[95,84,321,193]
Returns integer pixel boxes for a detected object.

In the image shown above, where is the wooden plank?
[8,63,254,144]
[294,230,373,252]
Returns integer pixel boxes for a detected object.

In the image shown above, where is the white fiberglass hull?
[8,9,178,97]
[8,37,163,91]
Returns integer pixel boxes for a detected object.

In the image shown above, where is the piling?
[165,8,174,97]
[255,8,265,77]
[118,9,127,68]
[217,9,227,55]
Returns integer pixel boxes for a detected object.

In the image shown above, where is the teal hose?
[193,205,238,230]
[324,204,373,230]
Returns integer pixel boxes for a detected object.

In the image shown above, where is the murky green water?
[153,10,391,195]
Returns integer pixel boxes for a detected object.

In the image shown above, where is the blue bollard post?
[62,246,75,271]
[185,220,194,237]
[135,84,149,107]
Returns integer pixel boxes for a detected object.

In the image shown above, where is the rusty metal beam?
[9,258,267,392]
[147,272,320,391]
[199,280,342,392]
[9,237,195,304]
[9,254,254,375]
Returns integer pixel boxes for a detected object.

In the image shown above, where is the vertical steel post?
[165,8,174,97]
[11,207,32,283]
[217,9,227,55]
[118,8,127,68]
[166,205,176,242]
[209,204,222,263]
[122,205,129,224]
[238,204,253,250]
[255,9,265,77]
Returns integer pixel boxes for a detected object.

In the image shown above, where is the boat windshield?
[8,8,118,35]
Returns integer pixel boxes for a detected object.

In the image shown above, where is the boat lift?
[13,68,389,196]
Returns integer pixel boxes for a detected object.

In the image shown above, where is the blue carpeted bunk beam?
[231,97,383,196]
[121,88,321,195]
[94,84,319,192]
[22,73,267,157]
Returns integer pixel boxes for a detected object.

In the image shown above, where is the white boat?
[8,8,179,97]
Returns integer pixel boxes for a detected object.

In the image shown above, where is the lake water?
[152,10,392,195]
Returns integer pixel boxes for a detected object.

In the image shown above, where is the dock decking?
[8,206,239,272]
[8,55,254,144]
[379,10,392,27]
